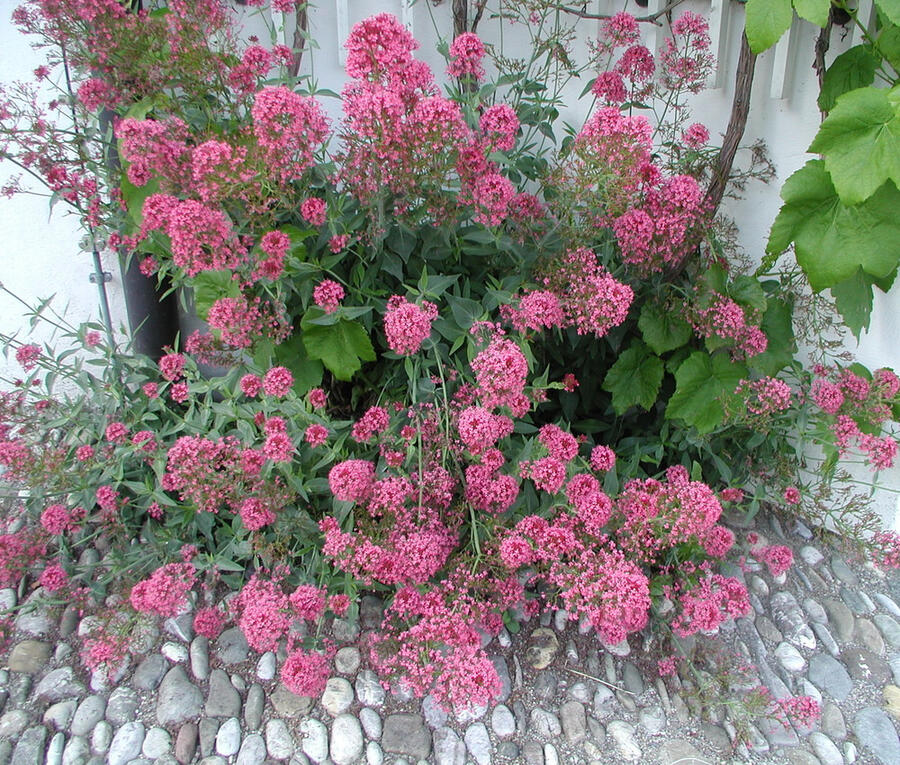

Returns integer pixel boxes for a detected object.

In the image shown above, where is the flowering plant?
[2,0,899,712]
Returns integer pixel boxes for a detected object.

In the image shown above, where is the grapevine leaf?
[601,341,664,414]
[808,85,900,204]
[830,268,874,339]
[745,0,794,53]
[666,352,748,434]
[301,317,375,381]
[793,0,831,26]
[766,160,900,290]
[747,297,796,376]
[638,301,692,354]
[875,0,900,26]
[818,45,881,112]
[192,270,240,321]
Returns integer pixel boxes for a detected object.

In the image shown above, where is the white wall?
[2,0,897,525]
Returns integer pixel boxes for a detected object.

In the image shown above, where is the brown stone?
[174,722,198,765]
[7,641,51,674]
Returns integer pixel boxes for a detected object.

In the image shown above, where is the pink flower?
[263,366,293,397]
[329,459,376,502]
[85,331,102,347]
[289,584,326,621]
[682,122,709,148]
[142,382,159,399]
[301,198,327,226]
[760,545,794,577]
[308,388,327,409]
[158,352,186,381]
[39,563,68,592]
[480,105,519,151]
[313,280,345,314]
[170,382,190,403]
[75,444,94,461]
[344,13,418,81]
[384,296,438,355]
[130,563,196,617]
[240,374,262,397]
[15,344,40,371]
[105,422,128,443]
[304,424,328,447]
[448,32,485,79]
[239,497,276,531]
[193,607,225,639]
[329,234,350,253]
[591,71,627,104]
[783,486,801,504]
[590,445,616,472]
[41,504,73,535]
[282,649,330,697]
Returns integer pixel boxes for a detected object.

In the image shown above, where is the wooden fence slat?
[706,0,730,89]
[336,0,349,65]
[769,14,796,100]
[851,0,876,47]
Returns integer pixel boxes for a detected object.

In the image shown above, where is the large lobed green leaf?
[602,341,664,415]
[817,46,881,113]
[638,301,692,355]
[301,315,375,382]
[809,85,900,204]
[666,352,748,434]
[875,0,900,27]
[745,0,794,53]
[766,160,900,291]
[792,0,832,26]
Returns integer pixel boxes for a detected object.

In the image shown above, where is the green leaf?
[792,0,831,26]
[119,174,160,228]
[192,271,240,321]
[748,297,796,376]
[817,46,881,113]
[301,317,375,381]
[808,85,900,204]
[272,334,324,395]
[601,341,664,414]
[729,275,768,312]
[638,301,692,354]
[830,268,874,339]
[766,160,900,290]
[745,0,794,53]
[666,352,748,434]
[875,0,900,26]
[878,25,900,72]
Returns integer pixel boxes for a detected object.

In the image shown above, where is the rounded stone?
[366,741,384,765]
[530,708,562,739]
[190,637,210,681]
[607,720,641,762]
[331,714,364,765]
[355,670,385,708]
[463,722,491,765]
[264,719,294,760]
[360,707,382,740]
[43,699,77,731]
[134,654,168,691]
[774,642,806,672]
[638,704,666,735]
[491,704,516,738]
[92,720,113,755]
[143,727,172,759]
[299,718,329,763]
[108,721,145,765]
[215,718,241,757]
[525,628,559,670]
[809,732,843,765]
[235,733,266,765]
[255,652,276,681]
[7,640,51,673]
[161,642,189,663]
[321,677,354,716]
[106,686,140,726]
[244,684,265,731]
[157,666,203,726]
[334,646,361,675]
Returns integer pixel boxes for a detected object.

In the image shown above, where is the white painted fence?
[1,0,898,526]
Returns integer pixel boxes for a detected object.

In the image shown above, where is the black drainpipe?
[99,108,179,361]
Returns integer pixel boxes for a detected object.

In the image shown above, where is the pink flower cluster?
[471,337,530,415]
[313,280,345,314]
[690,295,767,359]
[811,365,899,470]
[447,32,486,80]
[672,573,750,636]
[457,407,514,454]
[756,545,794,577]
[736,377,792,416]
[129,563,196,617]
[384,296,438,355]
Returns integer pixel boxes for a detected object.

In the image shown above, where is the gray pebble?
[464,722,491,765]
[809,732,843,765]
[853,707,900,765]
[199,719,219,758]
[321,677,354,717]
[92,721,113,755]
[638,704,666,735]
[157,667,203,726]
[62,735,90,765]
[108,721,145,765]
[543,743,559,765]
[366,741,383,765]
[334,647,361,675]
[432,727,465,765]
[491,704,515,738]
[134,655,168,691]
[164,614,194,643]
[560,701,587,745]
[606,720,641,761]
[161,642,189,664]
[355,671,385,708]
[34,668,85,703]
[874,614,900,650]
[106,686,140,726]
[11,725,48,765]
[190,637,210,681]
[214,718,241,757]
[205,669,241,718]
[43,699,77,731]
[142,727,172,759]
[255,652,276,682]
[244,684,264,731]
[360,707,382,740]
[264,719,293,760]
[530,708,561,739]
[299,718,328,763]
[214,628,248,665]
[235,733,266,765]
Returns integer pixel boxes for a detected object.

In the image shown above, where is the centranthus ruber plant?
[2,0,899,722]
